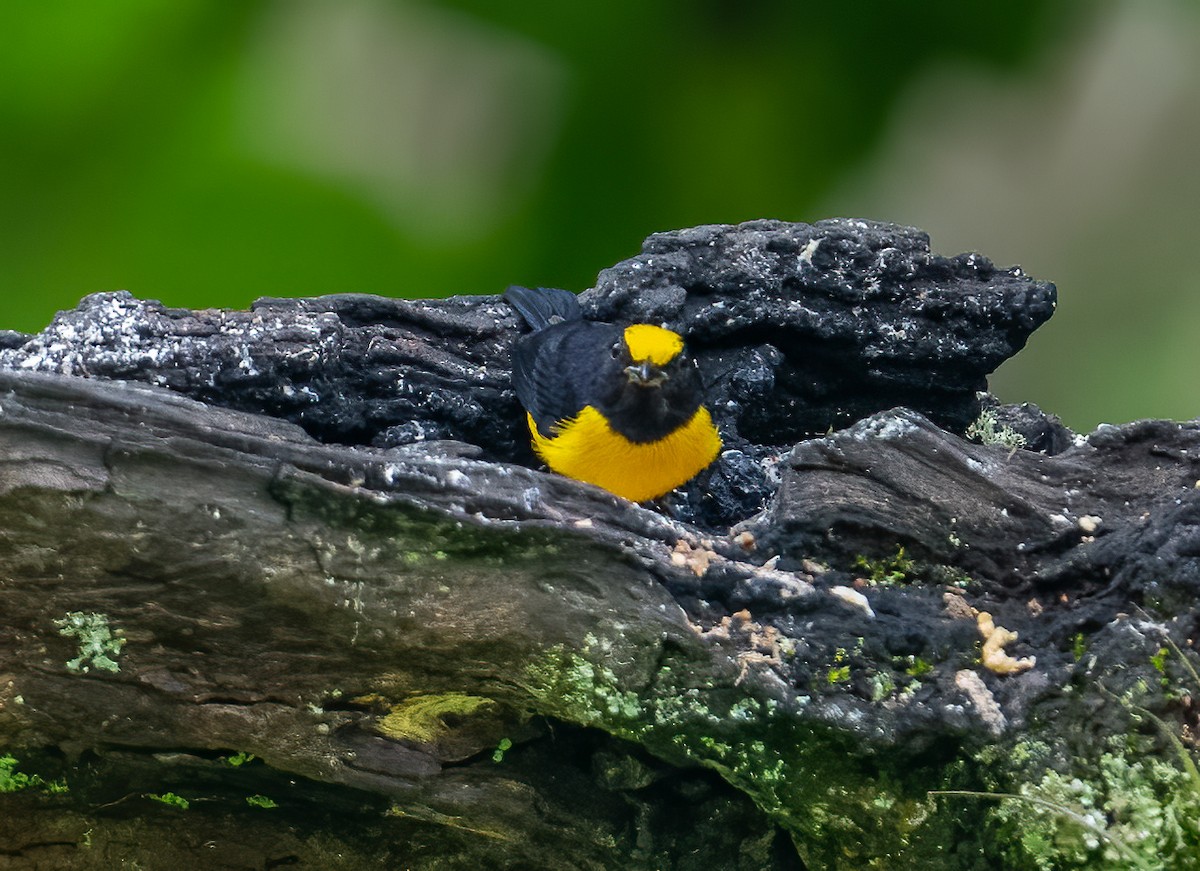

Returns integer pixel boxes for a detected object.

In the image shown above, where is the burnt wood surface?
[0,219,1194,870]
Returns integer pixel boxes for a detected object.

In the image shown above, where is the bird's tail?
[504,285,582,330]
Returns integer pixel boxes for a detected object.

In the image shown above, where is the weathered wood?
[0,370,790,868]
[0,220,1196,870]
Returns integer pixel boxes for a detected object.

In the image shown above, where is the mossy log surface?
[0,220,1197,870]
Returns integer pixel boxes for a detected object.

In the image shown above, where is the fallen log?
[0,219,1193,870]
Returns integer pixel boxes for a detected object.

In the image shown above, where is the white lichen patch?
[856,413,919,443]
[829,586,875,619]
[444,469,471,489]
[797,238,821,268]
[752,566,814,600]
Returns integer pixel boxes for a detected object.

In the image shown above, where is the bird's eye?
[610,343,621,359]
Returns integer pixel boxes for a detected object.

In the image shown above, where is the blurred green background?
[2,0,1197,431]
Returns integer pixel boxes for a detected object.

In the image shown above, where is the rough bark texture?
[0,219,1196,870]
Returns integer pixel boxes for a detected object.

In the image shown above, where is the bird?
[504,285,722,503]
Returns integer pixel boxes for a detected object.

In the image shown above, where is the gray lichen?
[54,611,126,674]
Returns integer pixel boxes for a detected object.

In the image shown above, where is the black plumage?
[505,286,704,444]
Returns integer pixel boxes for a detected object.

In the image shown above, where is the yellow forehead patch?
[623,323,684,366]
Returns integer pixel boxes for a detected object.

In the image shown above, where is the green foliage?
[0,754,42,793]
[0,754,68,795]
[145,792,190,810]
[1151,647,1171,688]
[224,751,255,767]
[492,738,513,763]
[246,794,278,809]
[825,646,852,685]
[42,778,70,795]
[0,3,1072,335]
[53,611,125,674]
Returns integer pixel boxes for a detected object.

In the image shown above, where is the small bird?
[505,285,722,502]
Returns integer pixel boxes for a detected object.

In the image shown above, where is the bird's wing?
[512,321,617,437]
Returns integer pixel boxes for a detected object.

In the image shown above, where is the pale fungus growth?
[977,611,1036,675]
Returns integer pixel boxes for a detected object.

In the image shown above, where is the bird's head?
[597,323,705,443]
[616,323,684,387]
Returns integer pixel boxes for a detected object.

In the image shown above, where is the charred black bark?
[0,220,1193,870]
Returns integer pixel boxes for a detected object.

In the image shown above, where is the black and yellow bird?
[504,285,722,502]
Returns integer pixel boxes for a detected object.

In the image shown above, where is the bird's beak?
[625,360,667,386]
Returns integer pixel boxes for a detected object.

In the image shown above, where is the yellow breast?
[527,406,722,502]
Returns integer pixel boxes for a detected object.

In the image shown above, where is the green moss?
[520,631,1200,867]
[224,751,256,767]
[870,672,896,701]
[523,638,645,736]
[1009,740,1053,769]
[375,692,495,743]
[145,792,190,810]
[894,655,933,678]
[962,637,1200,870]
[0,754,43,792]
[826,665,851,685]
[825,646,852,685]
[1072,633,1087,661]
[54,611,126,673]
[0,754,68,795]
[246,794,278,809]
[854,546,916,585]
[985,741,1200,870]
[1151,646,1171,689]
[966,409,1028,450]
[522,635,954,866]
